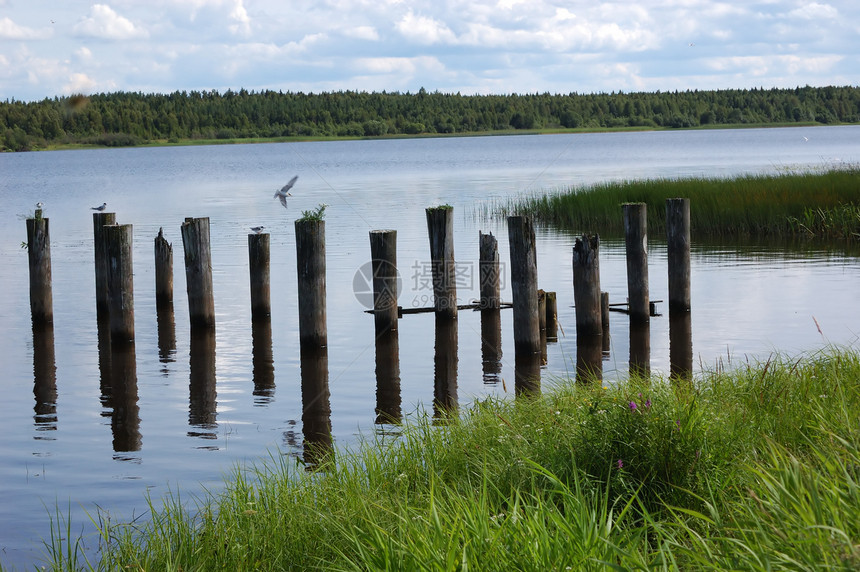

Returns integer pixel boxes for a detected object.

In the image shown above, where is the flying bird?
[275,175,298,208]
[250,225,265,234]
[91,202,107,211]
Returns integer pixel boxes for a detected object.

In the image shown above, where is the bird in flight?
[250,225,265,234]
[275,175,298,208]
[91,202,107,211]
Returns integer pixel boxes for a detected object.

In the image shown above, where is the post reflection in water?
[32,323,58,436]
[109,342,141,457]
[156,302,177,371]
[629,320,651,379]
[374,327,401,426]
[576,335,604,384]
[669,312,693,382]
[188,327,217,442]
[432,315,459,422]
[252,320,275,405]
[480,309,502,385]
[300,345,333,468]
[97,318,113,417]
[514,352,541,396]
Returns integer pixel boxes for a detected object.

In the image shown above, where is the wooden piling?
[508,216,541,354]
[104,224,135,344]
[189,326,217,433]
[248,232,271,321]
[296,219,327,348]
[623,203,649,324]
[26,211,53,325]
[370,230,398,333]
[576,335,603,383]
[629,320,651,379]
[479,231,500,310]
[109,343,141,453]
[545,291,558,341]
[93,212,117,318]
[572,235,602,337]
[181,217,215,329]
[666,198,692,315]
[154,227,173,307]
[32,323,57,428]
[426,206,457,318]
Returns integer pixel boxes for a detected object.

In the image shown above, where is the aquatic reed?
[497,165,860,239]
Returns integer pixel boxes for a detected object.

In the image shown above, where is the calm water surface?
[1,126,859,568]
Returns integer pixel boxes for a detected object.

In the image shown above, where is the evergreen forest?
[2,85,859,151]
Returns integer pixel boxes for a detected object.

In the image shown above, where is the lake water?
[1,126,859,568]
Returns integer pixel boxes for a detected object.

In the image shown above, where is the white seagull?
[250,225,265,234]
[36,201,44,209]
[91,202,107,211]
[274,175,298,208]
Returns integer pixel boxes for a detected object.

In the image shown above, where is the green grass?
[497,165,860,240]
[36,347,860,571]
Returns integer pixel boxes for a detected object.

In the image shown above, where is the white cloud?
[343,26,380,41]
[0,16,51,40]
[396,11,456,44]
[74,4,149,40]
[228,0,251,35]
[789,2,838,19]
[63,72,98,94]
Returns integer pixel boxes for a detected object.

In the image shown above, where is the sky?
[1,0,858,102]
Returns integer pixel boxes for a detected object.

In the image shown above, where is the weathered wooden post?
[26,209,53,325]
[181,217,215,329]
[296,218,327,348]
[601,291,611,357]
[545,291,558,341]
[104,224,135,344]
[154,227,173,308]
[508,216,541,355]
[515,351,542,395]
[301,345,333,468]
[157,302,177,364]
[479,231,500,310]
[426,206,457,318]
[572,235,602,336]
[370,230,398,334]
[623,203,650,324]
[666,198,691,315]
[93,211,117,319]
[576,336,603,383]
[248,232,271,321]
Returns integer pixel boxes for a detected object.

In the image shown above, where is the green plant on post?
[299,203,328,222]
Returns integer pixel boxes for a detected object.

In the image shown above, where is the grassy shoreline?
[31,121,827,152]
[496,165,860,240]
[43,348,860,570]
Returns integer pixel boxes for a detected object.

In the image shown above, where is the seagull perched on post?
[36,202,44,209]
[91,202,107,211]
[250,225,265,234]
[274,175,298,208]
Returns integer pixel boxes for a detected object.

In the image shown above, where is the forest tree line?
[1,85,859,151]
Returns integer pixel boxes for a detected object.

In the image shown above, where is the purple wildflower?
[644,399,652,409]
[617,459,624,469]
[629,401,638,411]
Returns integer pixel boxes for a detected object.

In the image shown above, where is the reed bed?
[42,348,860,571]
[496,165,860,240]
